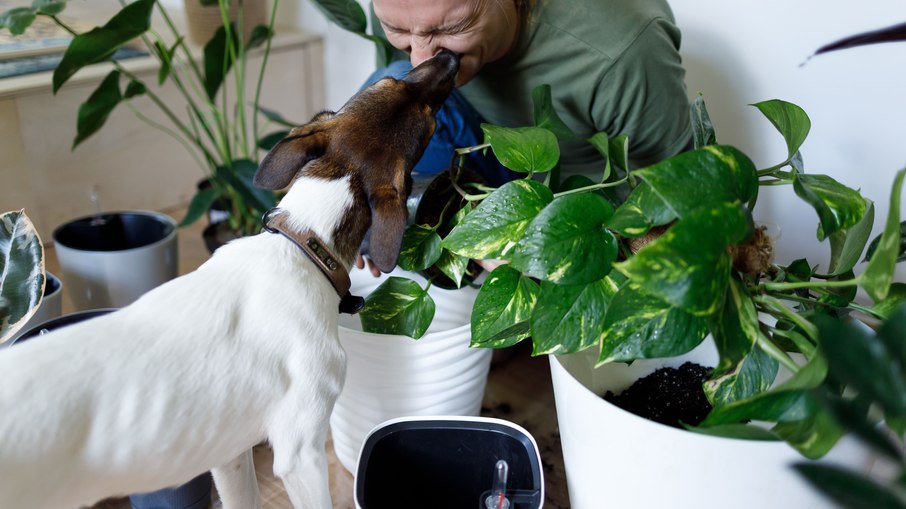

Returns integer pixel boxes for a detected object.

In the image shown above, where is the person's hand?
[356,254,382,278]
[477,258,508,272]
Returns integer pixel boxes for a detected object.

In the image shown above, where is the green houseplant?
[0,210,46,345]
[359,82,905,452]
[0,0,284,237]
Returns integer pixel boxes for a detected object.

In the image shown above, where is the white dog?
[0,49,459,509]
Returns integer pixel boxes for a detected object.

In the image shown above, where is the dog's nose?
[432,48,460,76]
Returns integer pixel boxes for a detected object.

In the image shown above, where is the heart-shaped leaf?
[705,342,778,406]
[752,99,811,166]
[442,179,552,259]
[864,220,906,264]
[793,172,868,241]
[633,145,758,218]
[434,207,470,287]
[599,284,708,364]
[616,203,750,316]
[607,181,676,237]
[482,124,559,174]
[360,277,435,339]
[511,193,617,285]
[531,276,621,355]
[398,224,441,272]
[34,0,67,16]
[471,265,539,348]
[772,406,843,459]
[871,283,906,320]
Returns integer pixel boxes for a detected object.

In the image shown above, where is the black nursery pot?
[356,418,544,509]
[406,169,486,289]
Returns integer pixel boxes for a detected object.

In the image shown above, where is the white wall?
[280,0,375,111]
[671,0,906,282]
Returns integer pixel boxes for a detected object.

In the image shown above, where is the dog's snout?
[433,48,460,76]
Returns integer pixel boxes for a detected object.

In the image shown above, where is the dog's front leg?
[271,413,333,509]
[212,448,261,509]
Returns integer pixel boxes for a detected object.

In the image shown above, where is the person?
[357,0,693,274]
[365,0,692,183]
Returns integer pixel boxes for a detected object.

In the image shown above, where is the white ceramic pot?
[549,341,878,509]
[52,211,178,310]
[331,267,492,473]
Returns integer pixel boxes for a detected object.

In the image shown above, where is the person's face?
[373,0,520,86]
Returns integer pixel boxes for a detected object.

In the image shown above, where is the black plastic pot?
[10,309,214,509]
[356,417,544,509]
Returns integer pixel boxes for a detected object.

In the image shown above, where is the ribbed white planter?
[331,267,492,473]
[550,341,878,509]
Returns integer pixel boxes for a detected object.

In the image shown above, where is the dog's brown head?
[254,49,459,273]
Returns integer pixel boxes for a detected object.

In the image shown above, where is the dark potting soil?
[603,362,713,429]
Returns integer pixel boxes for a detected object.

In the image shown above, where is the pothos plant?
[0,0,284,236]
[359,83,906,461]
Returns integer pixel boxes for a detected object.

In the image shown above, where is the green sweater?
[373,0,692,178]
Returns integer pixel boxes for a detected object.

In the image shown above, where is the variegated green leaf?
[531,276,621,355]
[615,203,750,316]
[471,265,539,348]
[360,277,435,339]
[442,179,552,259]
[606,181,676,237]
[793,172,868,241]
[599,284,708,364]
[633,145,758,218]
[398,224,441,272]
[511,193,617,285]
[0,210,45,343]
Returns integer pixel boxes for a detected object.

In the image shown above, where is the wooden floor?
[42,208,570,509]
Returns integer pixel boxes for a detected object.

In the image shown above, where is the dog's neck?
[270,175,361,268]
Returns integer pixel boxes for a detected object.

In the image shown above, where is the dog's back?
[0,229,343,508]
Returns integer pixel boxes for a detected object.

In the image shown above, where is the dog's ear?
[367,185,408,273]
[254,126,330,190]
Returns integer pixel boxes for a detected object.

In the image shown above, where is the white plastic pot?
[52,211,178,310]
[549,340,878,509]
[331,267,492,473]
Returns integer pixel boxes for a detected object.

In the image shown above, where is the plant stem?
[753,294,819,342]
[253,0,280,151]
[759,178,793,186]
[762,278,860,293]
[769,326,816,357]
[553,177,629,198]
[755,330,802,373]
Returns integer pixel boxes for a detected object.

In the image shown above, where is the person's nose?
[409,35,438,67]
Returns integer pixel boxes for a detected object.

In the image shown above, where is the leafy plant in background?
[0,0,283,236]
[0,210,45,344]
[307,0,398,66]
[359,79,906,464]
